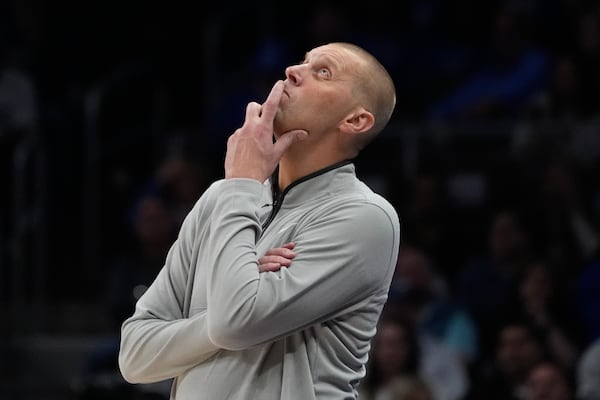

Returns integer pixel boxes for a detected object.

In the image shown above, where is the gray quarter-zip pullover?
[119,162,401,399]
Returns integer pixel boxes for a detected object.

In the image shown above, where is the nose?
[285,64,302,86]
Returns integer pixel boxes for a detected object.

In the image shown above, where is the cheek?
[274,89,346,134]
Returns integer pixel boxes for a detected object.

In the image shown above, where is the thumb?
[273,130,308,155]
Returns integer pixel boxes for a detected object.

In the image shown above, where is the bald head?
[332,42,397,143]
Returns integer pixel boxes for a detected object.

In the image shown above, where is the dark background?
[1,0,600,399]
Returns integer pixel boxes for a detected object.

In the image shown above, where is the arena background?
[1,1,600,399]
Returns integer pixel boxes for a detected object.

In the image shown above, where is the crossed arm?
[118,181,398,384]
[117,215,298,384]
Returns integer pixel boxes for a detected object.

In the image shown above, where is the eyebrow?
[304,52,341,70]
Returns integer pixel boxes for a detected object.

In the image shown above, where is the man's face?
[497,325,543,379]
[526,363,571,400]
[273,44,362,142]
[373,322,411,375]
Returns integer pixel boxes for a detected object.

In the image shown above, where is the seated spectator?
[527,156,598,274]
[153,150,212,226]
[361,305,469,400]
[417,328,470,400]
[390,244,479,365]
[524,360,574,400]
[455,209,533,363]
[398,173,455,281]
[466,318,548,400]
[508,260,583,370]
[360,311,424,400]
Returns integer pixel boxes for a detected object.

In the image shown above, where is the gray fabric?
[119,163,401,399]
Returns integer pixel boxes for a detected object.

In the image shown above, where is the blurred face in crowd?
[489,211,526,260]
[134,196,175,248]
[373,320,413,380]
[497,324,543,381]
[519,262,553,312]
[394,246,433,292]
[525,362,572,400]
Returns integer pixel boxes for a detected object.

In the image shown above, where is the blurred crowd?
[2,0,600,399]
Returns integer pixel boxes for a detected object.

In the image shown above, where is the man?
[525,361,574,400]
[118,42,400,399]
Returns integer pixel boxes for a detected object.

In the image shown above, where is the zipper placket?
[260,159,353,232]
[261,185,288,231]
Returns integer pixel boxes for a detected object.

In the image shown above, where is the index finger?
[259,80,284,121]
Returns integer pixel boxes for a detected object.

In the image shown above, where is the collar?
[268,159,356,208]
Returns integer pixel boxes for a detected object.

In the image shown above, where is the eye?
[318,67,331,78]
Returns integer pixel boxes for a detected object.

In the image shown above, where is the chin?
[274,116,308,139]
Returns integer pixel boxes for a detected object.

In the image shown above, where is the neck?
[274,130,356,189]
[277,150,349,191]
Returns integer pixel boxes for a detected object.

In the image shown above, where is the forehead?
[305,45,361,67]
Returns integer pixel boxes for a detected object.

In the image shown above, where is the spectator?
[466,318,548,400]
[361,306,466,400]
[153,151,211,226]
[524,361,574,400]
[360,311,423,400]
[390,244,479,365]
[509,260,582,370]
[455,209,532,362]
[399,173,455,280]
[527,156,599,275]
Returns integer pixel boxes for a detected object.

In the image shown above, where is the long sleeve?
[204,178,400,350]
[118,184,223,383]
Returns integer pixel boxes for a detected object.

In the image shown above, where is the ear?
[339,107,375,134]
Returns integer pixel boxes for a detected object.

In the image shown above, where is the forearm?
[119,310,219,383]
[205,179,264,349]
